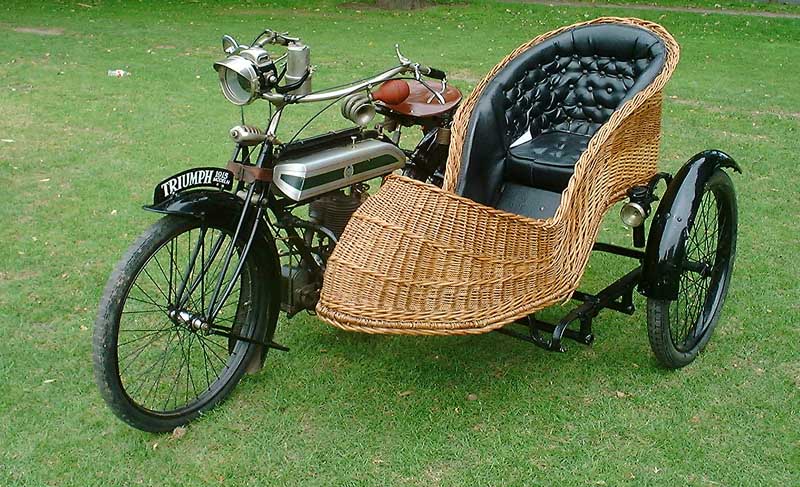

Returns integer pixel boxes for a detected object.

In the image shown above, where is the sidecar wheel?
[94,215,276,432]
[646,170,737,369]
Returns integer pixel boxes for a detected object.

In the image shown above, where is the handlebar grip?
[422,66,446,80]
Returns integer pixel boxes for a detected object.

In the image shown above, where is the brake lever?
[395,44,411,66]
[257,29,300,47]
[394,44,445,104]
[278,32,300,45]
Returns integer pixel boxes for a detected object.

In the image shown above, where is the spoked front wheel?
[94,214,277,432]
[647,170,737,368]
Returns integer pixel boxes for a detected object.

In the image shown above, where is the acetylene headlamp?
[213,47,275,105]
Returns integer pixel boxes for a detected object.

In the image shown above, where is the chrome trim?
[213,56,261,105]
[272,138,406,201]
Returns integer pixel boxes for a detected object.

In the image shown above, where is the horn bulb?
[372,80,410,105]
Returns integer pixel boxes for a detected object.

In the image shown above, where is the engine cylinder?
[309,190,364,238]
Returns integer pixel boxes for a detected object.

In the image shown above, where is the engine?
[309,187,366,239]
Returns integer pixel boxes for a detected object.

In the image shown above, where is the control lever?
[394,44,446,104]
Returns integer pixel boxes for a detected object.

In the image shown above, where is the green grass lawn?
[497,0,800,15]
[1,0,798,485]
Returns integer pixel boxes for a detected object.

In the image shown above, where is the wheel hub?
[168,308,211,333]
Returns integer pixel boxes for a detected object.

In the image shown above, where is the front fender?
[639,150,740,300]
[143,189,244,219]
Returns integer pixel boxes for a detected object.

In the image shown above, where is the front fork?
[171,142,288,352]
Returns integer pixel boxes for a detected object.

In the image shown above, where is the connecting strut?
[497,243,644,352]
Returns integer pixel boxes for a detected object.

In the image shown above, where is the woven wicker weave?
[316,17,680,335]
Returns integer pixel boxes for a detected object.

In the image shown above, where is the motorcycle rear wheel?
[93,214,273,432]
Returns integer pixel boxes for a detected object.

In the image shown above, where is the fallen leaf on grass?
[398,390,413,398]
[466,393,478,401]
[171,426,187,440]
[614,391,628,398]
[690,415,701,424]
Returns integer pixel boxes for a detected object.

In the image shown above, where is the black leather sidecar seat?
[452,23,667,219]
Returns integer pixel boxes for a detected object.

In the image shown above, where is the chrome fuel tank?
[272,138,406,201]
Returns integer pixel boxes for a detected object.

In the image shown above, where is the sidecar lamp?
[213,56,261,106]
[619,186,651,228]
[620,202,647,228]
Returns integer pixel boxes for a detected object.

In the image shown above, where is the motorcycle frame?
[146,64,454,346]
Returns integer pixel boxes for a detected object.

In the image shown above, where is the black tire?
[647,170,737,368]
[94,214,276,432]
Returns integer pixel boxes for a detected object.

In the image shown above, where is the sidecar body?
[316,18,739,364]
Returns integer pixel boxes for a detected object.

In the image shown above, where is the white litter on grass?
[107,69,131,78]
[1,139,14,143]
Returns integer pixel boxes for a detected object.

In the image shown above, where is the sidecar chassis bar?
[497,242,645,352]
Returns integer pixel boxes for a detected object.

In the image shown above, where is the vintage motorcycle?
[94,29,462,431]
[94,19,740,433]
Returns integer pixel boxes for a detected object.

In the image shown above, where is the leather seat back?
[454,23,667,206]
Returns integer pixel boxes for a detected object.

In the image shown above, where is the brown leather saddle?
[374,80,461,118]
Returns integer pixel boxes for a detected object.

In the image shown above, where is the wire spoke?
[137,329,183,406]
[126,329,180,400]
[142,266,170,304]
[121,308,165,315]
[126,294,167,311]
[118,327,172,347]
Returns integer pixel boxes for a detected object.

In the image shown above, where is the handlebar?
[254,29,300,47]
[252,36,446,105]
[418,65,446,81]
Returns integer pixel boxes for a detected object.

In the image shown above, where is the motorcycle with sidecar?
[94,18,740,432]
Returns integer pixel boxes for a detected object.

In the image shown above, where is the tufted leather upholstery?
[454,23,667,217]
[506,130,591,193]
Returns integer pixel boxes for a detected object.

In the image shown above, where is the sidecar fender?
[144,189,281,372]
[639,150,741,300]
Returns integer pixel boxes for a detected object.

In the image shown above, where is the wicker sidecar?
[317,17,740,368]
